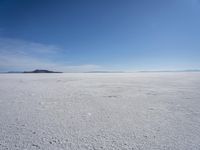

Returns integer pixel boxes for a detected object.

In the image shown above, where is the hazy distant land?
[2,69,200,74]
[5,69,63,73]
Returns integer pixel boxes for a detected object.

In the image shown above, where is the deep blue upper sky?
[0,0,200,72]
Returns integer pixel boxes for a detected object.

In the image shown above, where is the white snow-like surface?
[0,73,200,150]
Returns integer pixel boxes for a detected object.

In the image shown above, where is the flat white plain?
[0,73,200,150]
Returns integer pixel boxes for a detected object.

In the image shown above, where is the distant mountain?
[182,69,200,72]
[23,69,62,73]
[7,71,22,73]
[138,69,200,73]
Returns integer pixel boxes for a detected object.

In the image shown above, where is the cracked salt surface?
[0,73,200,150]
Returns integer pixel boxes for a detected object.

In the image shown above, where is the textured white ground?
[0,73,200,150]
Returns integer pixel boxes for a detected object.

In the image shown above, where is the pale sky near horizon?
[0,0,200,72]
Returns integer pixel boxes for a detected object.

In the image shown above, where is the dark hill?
[23,69,62,73]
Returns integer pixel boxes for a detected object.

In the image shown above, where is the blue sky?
[0,0,200,72]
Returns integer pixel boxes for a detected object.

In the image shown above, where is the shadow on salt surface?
[103,95,118,98]
[39,101,58,109]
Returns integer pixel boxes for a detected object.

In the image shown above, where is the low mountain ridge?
[23,69,62,73]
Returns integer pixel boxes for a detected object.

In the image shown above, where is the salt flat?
[0,73,200,150]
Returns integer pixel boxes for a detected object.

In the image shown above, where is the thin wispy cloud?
[0,38,61,55]
[0,37,101,72]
